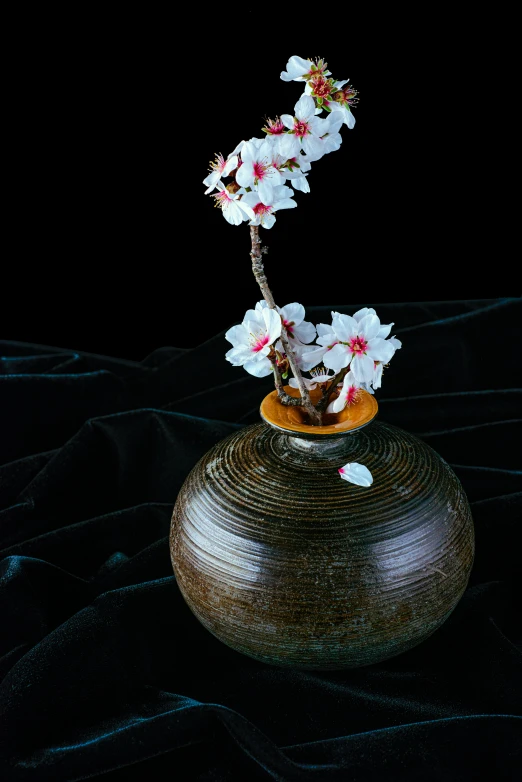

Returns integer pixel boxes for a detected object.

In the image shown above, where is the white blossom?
[235,140,284,204]
[280,56,331,83]
[203,153,239,195]
[240,185,297,229]
[326,371,361,413]
[279,95,330,160]
[254,301,316,344]
[323,312,397,382]
[225,307,282,377]
[210,181,255,226]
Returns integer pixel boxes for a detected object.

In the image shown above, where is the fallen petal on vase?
[338,462,373,487]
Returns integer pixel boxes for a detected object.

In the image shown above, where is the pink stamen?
[263,117,286,135]
[338,468,345,474]
[253,202,273,216]
[345,385,359,406]
[253,161,267,181]
[213,190,232,208]
[348,336,368,355]
[310,76,332,98]
[209,153,226,173]
[252,334,270,353]
[294,120,310,138]
[283,318,295,338]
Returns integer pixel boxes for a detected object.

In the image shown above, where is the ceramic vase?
[170,389,474,669]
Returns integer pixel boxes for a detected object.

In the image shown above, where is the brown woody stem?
[250,225,322,425]
[315,366,350,413]
[268,355,308,406]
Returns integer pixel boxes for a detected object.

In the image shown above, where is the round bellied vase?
[169,388,474,669]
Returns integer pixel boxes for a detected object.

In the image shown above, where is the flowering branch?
[205,55,401,439]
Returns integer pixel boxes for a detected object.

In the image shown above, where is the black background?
[5,30,515,360]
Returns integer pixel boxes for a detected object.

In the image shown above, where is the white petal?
[279,134,300,159]
[332,393,347,413]
[280,302,305,325]
[223,155,238,176]
[262,307,283,343]
[338,463,373,487]
[316,323,335,338]
[358,314,381,340]
[366,338,395,363]
[377,322,394,339]
[228,140,246,158]
[243,357,273,377]
[351,353,375,383]
[372,363,384,389]
[294,94,315,121]
[235,164,252,188]
[280,56,311,81]
[240,141,256,164]
[323,133,342,154]
[280,113,295,129]
[261,213,277,229]
[298,345,328,371]
[340,370,358,392]
[225,324,249,347]
[291,176,310,193]
[225,201,248,225]
[293,320,317,344]
[258,180,275,205]
[323,343,351,371]
[202,170,220,190]
[237,199,256,220]
[243,308,260,324]
[352,307,375,322]
[225,346,251,366]
[332,313,358,341]
[272,197,297,211]
[389,337,402,350]
[302,136,325,159]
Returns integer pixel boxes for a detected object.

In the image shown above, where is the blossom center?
[263,117,286,135]
[283,318,295,338]
[310,76,332,98]
[253,203,273,217]
[332,86,359,107]
[349,336,368,354]
[294,120,310,138]
[253,161,268,182]
[213,190,232,207]
[251,333,270,353]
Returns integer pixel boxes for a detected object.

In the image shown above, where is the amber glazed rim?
[259,386,379,440]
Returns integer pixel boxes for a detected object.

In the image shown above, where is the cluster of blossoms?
[225,303,401,414]
[206,56,399,487]
[202,55,358,228]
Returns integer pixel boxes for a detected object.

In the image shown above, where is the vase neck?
[284,433,356,456]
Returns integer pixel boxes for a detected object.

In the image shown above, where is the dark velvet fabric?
[1,298,521,781]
